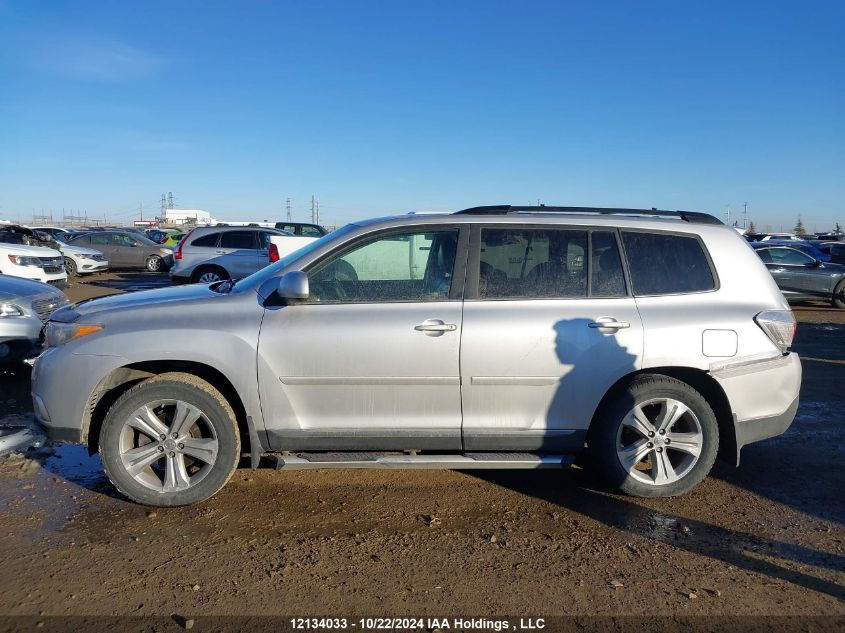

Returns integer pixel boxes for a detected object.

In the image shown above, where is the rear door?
[460,226,643,451]
[218,230,259,279]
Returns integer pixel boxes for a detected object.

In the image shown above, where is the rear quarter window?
[621,231,715,296]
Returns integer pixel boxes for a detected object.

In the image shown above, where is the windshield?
[233,225,355,292]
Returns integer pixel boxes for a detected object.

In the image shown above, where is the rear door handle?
[414,319,457,336]
[588,318,630,330]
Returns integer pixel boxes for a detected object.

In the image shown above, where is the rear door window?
[590,231,626,297]
[621,231,715,295]
[478,228,588,299]
[220,231,257,249]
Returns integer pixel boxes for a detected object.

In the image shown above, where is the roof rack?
[453,205,723,225]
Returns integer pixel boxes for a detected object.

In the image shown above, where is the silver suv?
[32,206,801,506]
[170,226,292,283]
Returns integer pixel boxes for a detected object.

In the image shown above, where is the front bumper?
[78,261,109,274]
[711,352,802,459]
[0,315,45,361]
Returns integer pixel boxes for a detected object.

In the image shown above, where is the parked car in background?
[0,276,68,362]
[267,233,321,263]
[33,205,801,506]
[0,241,67,285]
[814,242,845,265]
[170,226,301,283]
[759,233,801,241]
[162,232,187,248]
[67,231,173,272]
[752,244,845,308]
[17,226,108,276]
[146,228,180,244]
[29,226,84,240]
[273,222,328,237]
[813,232,845,242]
[59,242,109,277]
[750,239,832,262]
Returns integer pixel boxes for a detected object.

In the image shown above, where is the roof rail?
[453,205,723,225]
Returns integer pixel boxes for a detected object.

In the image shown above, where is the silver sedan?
[0,276,68,362]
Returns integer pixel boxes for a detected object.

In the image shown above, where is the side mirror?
[277,271,309,300]
[811,259,822,267]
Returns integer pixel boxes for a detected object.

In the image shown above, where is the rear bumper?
[711,352,802,458]
[733,397,799,450]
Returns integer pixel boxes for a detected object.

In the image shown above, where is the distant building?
[160,209,214,226]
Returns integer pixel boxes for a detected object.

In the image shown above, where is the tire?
[589,374,718,498]
[99,372,241,506]
[191,266,229,284]
[832,280,845,309]
[64,257,78,277]
[145,256,163,272]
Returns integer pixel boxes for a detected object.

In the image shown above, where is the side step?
[266,452,574,470]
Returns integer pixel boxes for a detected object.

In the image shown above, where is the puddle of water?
[43,444,108,489]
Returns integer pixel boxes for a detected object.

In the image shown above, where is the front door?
[257,226,467,450]
[460,226,643,451]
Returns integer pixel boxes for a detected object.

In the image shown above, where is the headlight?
[45,322,103,347]
[159,248,173,255]
[76,253,95,260]
[7,255,41,267]
[0,303,24,317]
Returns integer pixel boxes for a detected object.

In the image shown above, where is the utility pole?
[286,198,292,221]
[140,201,143,222]
[160,194,167,215]
[743,202,748,229]
[311,194,316,224]
[167,192,174,209]
[725,205,731,225]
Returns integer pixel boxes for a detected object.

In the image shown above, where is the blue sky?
[0,0,843,231]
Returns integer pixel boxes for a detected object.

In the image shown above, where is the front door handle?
[414,319,457,337]
[588,318,630,330]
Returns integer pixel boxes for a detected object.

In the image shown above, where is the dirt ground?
[0,272,842,628]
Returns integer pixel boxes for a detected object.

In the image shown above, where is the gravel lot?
[0,272,842,626]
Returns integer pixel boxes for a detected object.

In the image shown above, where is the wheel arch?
[191,264,229,283]
[84,360,250,456]
[588,366,737,465]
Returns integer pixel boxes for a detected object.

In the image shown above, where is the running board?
[266,452,574,470]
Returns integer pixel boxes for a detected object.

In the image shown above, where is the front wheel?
[590,374,718,497]
[99,373,241,506]
[64,257,78,277]
[146,256,163,272]
[832,280,845,309]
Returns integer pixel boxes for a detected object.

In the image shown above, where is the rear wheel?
[832,280,845,309]
[64,257,78,277]
[145,256,163,272]
[590,374,718,497]
[99,373,240,506]
[191,266,228,284]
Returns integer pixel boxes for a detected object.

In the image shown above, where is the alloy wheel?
[615,397,703,486]
[198,270,222,283]
[118,399,219,493]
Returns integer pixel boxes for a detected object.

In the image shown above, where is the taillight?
[268,242,280,263]
[175,229,194,261]
[755,310,796,353]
